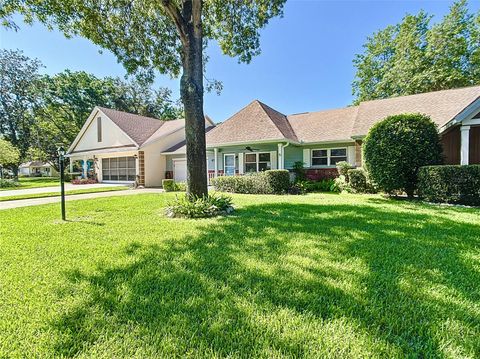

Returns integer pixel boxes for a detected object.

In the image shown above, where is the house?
[19,161,58,177]
[68,85,480,186]
[67,106,215,186]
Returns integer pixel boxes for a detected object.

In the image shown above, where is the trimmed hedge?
[211,170,290,194]
[418,165,480,206]
[348,168,377,194]
[162,179,186,192]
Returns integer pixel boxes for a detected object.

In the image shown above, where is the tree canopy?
[0,138,20,169]
[353,0,480,103]
[2,0,287,196]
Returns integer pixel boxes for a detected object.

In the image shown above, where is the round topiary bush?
[363,113,443,197]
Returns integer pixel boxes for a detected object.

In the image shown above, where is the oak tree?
[3,0,286,196]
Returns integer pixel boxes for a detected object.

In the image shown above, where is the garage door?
[173,159,187,182]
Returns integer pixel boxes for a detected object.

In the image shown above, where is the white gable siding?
[74,115,134,152]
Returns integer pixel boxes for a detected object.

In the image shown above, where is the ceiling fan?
[245,146,260,152]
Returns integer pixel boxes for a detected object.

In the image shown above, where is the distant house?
[19,161,58,177]
[68,85,480,186]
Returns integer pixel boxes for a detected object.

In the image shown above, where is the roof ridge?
[257,101,298,142]
[358,84,480,105]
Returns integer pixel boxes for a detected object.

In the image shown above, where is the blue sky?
[1,0,479,122]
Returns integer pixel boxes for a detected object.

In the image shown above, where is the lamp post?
[57,146,66,221]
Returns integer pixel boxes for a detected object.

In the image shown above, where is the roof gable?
[97,107,164,146]
[206,100,296,146]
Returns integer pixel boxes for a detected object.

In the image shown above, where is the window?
[244,152,271,173]
[97,117,102,142]
[102,157,136,181]
[224,154,236,176]
[311,148,347,166]
[312,149,328,166]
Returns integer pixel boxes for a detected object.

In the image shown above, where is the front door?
[224,154,236,176]
[174,159,187,182]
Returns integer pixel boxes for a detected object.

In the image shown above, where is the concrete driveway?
[0,183,127,197]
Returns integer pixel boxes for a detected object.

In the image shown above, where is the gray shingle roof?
[98,107,164,146]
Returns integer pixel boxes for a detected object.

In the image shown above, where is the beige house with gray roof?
[68,85,480,186]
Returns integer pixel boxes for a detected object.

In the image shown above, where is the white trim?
[207,138,299,148]
[460,125,470,165]
[440,96,480,132]
[223,153,236,176]
[311,147,348,167]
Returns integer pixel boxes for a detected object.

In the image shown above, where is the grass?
[0,193,479,358]
[0,176,59,191]
[0,186,128,202]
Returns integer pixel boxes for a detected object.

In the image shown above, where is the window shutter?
[348,146,356,166]
[270,151,277,169]
[238,153,244,174]
[303,149,311,167]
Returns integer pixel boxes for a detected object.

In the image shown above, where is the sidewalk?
[0,188,163,210]
[0,183,127,197]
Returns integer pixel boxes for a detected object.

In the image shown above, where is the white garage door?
[173,159,187,182]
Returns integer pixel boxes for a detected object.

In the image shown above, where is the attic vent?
[97,117,102,142]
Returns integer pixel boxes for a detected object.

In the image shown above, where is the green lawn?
[1,176,59,191]
[0,186,128,201]
[1,193,479,358]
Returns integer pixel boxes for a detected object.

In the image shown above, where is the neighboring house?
[67,107,215,186]
[19,161,58,177]
[68,85,480,186]
[163,85,480,182]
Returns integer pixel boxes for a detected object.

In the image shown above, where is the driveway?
[0,183,127,197]
[0,188,163,210]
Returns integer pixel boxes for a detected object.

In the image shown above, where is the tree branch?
[160,0,189,45]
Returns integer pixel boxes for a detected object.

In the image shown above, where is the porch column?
[460,126,470,165]
[82,156,88,178]
[214,148,218,178]
[69,159,74,173]
[277,143,283,169]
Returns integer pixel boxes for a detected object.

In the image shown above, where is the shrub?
[71,178,97,185]
[288,182,306,195]
[292,161,306,182]
[211,170,290,194]
[363,113,443,197]
[418,165,480,206]
[162,179,176,191]
[348,168,377,193]
[336,161,352,179]
[0,178,19,188]
[263,170,290,194]
[165,193,234,218]
[334,175,350,193]
[300,179,337,192]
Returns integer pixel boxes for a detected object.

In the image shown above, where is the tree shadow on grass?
[51,200,480,357]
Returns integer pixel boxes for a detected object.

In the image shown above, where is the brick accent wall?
[355,140,363,167]
[138,151,145,186]
[305,168,339,180]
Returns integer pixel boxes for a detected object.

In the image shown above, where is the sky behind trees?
[1,0,479,123]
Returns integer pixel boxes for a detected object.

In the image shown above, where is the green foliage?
[299,179,338,193]
[353,0,480,103]
[292,161,306,182]
[165,193,234,218]
[212,170,290,195]
[262,170,290,194]
[418,165,480,206]
[162,179,186,192]
[0,139,20,168]
[0,178,20,188]
[334,175,350,193]
[363,113,443,196]
[347,168,377,194]
[0,49,42,163]
[335,161,353,178]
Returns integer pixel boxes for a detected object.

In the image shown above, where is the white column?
[214,148,218,178]
[460,126,470,165]
[277,143,283,169]
[82,156,88,178]
[69,159,74,173]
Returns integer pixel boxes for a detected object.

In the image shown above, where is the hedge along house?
[162,85,480,183]
[67,107,215,186]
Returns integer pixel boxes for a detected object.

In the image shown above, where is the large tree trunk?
[180,0,208,198]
